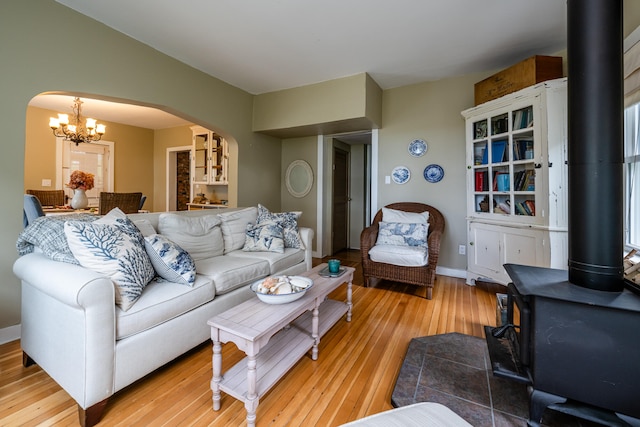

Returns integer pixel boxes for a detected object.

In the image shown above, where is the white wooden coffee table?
[208,263,354,427]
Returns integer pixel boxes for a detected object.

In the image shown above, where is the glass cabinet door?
[193,133,209,184]
[470,103,537,219]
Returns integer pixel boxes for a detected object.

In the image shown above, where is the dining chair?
[99,192,143,215]
[26,189,65,207]
[23,194,45,228]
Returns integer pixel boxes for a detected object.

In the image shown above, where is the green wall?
[0,0,281,331]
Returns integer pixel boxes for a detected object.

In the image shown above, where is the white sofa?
[13,206,313,426]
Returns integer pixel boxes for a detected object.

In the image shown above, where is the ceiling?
[32,0,567,130]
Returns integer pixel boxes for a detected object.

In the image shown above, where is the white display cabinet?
[462,78,568,285]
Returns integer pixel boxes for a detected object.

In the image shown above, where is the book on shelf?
[514,200,536,216]
[525,200,535,215]
[475,171,484,191]
[491,140,507,163]
[481,142,488,164]
[496,173,509,191]
[515,202,528,215]
[513,139,534,160]
[512,107,534,131]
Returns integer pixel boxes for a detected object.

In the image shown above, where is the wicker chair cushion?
[382,207,429,223]
[369,244,428,267]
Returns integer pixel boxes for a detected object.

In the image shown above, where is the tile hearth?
[391,333,606,427]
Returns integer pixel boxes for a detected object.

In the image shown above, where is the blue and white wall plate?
[408,139,428,157]
[392,166,411,184]
[423,164,444,183]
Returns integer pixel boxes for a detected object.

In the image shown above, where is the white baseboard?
[436,266,467,280]
[0,324,21,345]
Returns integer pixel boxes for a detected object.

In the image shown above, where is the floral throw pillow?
[256,204,304,249]
[376,221,429,248]
[64,221,155,311]
[243,221,285,253]
[144,234,196,286]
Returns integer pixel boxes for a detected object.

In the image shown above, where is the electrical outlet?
[458,244,466,255]
[41,179,52,187]
[385,176,391,184]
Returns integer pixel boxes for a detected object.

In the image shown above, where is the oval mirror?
[285,160,313,198]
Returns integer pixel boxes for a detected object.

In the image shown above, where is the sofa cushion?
[243,221,285,253]
[382,207,429,224]
[376,221,429,248]
[144,234,196,286]
[195,255,270,294]
[158,213,224,260]
[115,275,215,340]
[64,220,156,311]
[132,218,157,237]
[256,204,304,249]
[227,247,305,275]
[218,207,258,253]
[369,244,428,267]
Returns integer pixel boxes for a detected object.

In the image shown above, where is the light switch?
[385,176,391,184]
[42,179,52,187]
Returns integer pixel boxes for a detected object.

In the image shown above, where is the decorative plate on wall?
[392,166,411,184]
[423,164,444,183]
[408,139,428,157]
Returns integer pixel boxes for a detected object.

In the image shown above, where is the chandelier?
[49,97,106,145]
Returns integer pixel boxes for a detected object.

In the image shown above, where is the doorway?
[322,131,372,256]
[166,146,192,211]
[332,147,349,254]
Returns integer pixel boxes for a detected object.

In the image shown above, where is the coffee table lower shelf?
[215,299,348,401]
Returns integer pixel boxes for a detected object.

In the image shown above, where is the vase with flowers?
[67,170,95,209]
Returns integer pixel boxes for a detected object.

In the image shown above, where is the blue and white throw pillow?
[376,221,429,248]
[144,234,196,286]
[243,221,285,253]
[64,221,155,311]
[256,204,304,249]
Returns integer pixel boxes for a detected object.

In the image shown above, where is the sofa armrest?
[299,227,314,271]
[14,253,114,308]
[13,253,116,409]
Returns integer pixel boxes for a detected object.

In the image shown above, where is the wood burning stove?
[486,264,640,426]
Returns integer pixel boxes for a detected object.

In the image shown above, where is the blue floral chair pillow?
[376,221,430,248]
[243,221,285,253]
[144,234,196,286]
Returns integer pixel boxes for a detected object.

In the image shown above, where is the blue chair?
[139,195,147,211]
[23,194,45,228]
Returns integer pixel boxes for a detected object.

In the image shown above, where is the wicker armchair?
[99,192,143,215]
[360,202,445,299]
[26,189,65,207]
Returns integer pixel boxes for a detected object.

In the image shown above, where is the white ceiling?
[33,0,567,130]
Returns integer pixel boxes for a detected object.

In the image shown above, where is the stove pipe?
[567,0,624,292]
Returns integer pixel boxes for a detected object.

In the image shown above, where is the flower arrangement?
[67,170,95,191]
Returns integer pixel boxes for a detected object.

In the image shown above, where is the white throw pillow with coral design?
[64,220,155,311]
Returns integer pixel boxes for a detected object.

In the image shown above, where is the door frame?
[315,129,377,258]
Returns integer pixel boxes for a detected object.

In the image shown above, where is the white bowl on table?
[251,275,314,304]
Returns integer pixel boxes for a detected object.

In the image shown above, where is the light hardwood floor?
[0,252,503,426]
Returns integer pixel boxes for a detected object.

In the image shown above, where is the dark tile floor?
[391,333,627,427]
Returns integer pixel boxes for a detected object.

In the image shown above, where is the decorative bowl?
[251,275,313,304]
